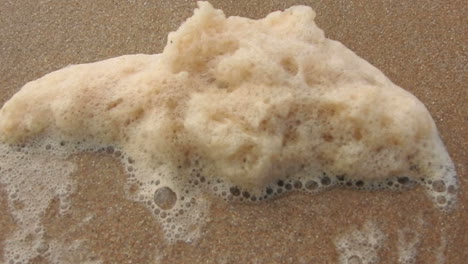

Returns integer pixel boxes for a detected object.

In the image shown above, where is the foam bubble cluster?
[0,140,76,263]
[334,221,386,264]
[0,1,459,259]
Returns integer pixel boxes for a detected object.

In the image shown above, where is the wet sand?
[0,0,467,263]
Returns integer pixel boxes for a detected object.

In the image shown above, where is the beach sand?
[0,0,466,263]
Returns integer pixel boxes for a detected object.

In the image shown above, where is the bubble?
[266,187,274,195]
[305,180,318,190]
[397,177,410,185]
[293,181,303,189]
[321,176,331,186]
[277,180,284,187]
[229,186,241,196]
[436,196,446,204]
[348,255,362,264]
[153,186,177,210]
[106,146,114,154]
[36,243,49,254]
[432,180,446,192]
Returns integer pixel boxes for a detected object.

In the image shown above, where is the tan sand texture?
[0,0,467,263]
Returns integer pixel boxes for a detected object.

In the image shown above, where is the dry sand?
[0,0,467,263]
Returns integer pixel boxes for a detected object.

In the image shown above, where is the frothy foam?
[397,227,421,264]
[335,221,386,264]
[0,140,76,263]
[0,1,459,262]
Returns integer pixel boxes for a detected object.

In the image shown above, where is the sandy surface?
[0,0,467,263]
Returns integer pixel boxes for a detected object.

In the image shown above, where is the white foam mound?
[0,1,458,257]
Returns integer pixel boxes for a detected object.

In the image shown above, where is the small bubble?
[356,180,364,187]
[321,176,331,185]
[397,177,410,185]
[277,188,283,194]
[266,187,273,195]
[277,180,284,187]
[242,191,250,198]
[154,186,177,210]
[436,196,446,204]
[36,243,49,254]
[60,203,69,210]
[432,180,446,192]
[305,180,318,190]
[285,183,292,190]
[293,181,303,189]
[347,255,362,264]
[230,186,241,196]
[106,146,114,154]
